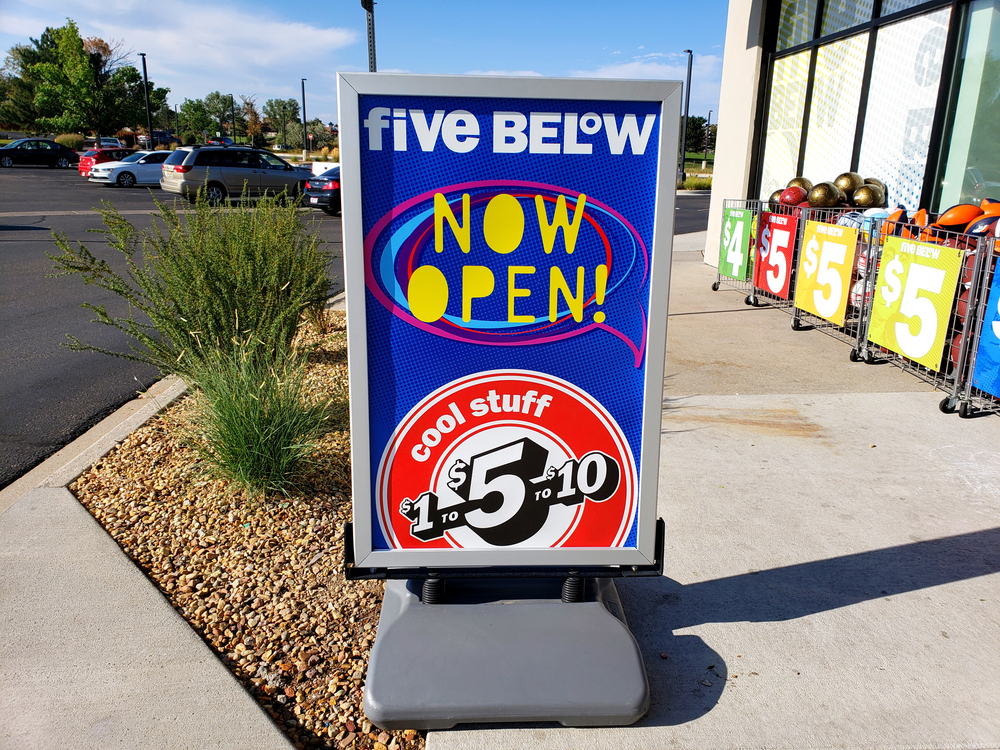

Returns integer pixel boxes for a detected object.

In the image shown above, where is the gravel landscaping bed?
[70,311,425,750]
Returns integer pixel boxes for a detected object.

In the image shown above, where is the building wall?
[705,0,767,268]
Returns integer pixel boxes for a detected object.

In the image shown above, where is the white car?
[98,137,123,148]
[88,150,170,187]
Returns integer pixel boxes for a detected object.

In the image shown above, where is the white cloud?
[570,54,723,114]
[465,69,542,77]
[638,45,645,50]
[0,0,358,124]
[612,50,621,55]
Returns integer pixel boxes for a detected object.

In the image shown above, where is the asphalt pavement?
[0,167,345,489]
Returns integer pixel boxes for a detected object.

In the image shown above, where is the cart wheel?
[744,295,753,306]
[791,317,801,331]
[939,397,956,414]
[711,281,720,292]
[849,349,860,362]
[959,402,971,419]
[864,350,875,364]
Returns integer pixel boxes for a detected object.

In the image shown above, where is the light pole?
[301,79,308,159]
[704,109,712,169]
[174,104,179,138]
[229,94,236,144]
[138,53,153,149]
[361,0,377,72]
[281,103,287,148]
[680,49,693,181]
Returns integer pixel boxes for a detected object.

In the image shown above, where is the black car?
[302,166,341,215]
[0,138,80,169]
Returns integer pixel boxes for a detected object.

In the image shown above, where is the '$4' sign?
[793,221,858,326]
[719,207,751,281]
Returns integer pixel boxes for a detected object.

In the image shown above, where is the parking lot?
[0,166,346,489]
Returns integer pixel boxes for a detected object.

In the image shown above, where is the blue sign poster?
[972,265,1000,399]
[338,74,680,570]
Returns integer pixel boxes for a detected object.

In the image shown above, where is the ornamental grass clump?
[183,338,329,498]
[49,190,335,495]
[48,189,332,382]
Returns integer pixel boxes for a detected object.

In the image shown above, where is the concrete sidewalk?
[1,234,998,749]
[0,378,292,749]
[428,248,1000,748]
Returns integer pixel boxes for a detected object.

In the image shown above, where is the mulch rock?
[70,311,425,750]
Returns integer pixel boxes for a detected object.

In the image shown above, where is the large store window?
[881,0,934,16]
[801,34,869,182]
[758,52,812,198]
[935,0,1000,207]
[858,8,952,209]
[757,0,959,209]
[821,0,874,36]
[777,0,817,50]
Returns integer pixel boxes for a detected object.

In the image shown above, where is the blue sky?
[0,0,729,126]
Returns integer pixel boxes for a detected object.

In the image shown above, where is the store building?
[706,0,1000,265]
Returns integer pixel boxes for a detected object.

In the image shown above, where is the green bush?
[184,339,328,497]
[55,133,84,150]
[183,132,197,146]
[47,189,333,381]
[681,176,713,190]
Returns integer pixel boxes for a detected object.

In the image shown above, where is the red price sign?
[753,211,797,299]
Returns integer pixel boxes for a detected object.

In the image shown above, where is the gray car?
[160,145,311,204]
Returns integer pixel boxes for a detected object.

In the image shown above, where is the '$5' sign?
[754,212,796,299]
[867,236,962,370]
[793,221,858,325]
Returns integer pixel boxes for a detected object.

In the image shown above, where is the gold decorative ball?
[768,189,783,206]
[807,181,845,208]
[786,176,813,192]
[851,184,885,208]
[834,172,865,200]
[864,177,886,194]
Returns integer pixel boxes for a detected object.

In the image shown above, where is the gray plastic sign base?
[362,577,649,729]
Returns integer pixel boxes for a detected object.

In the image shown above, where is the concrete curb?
[0,375,188,517]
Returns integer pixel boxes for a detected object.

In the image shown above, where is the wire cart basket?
[750,204,878,360]
[956,238,1000,418]
[856,221,990,411]
[711,198,756,298]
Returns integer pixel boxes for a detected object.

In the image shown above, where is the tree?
[179,97,213,138]
[4,20,168,139]
[241,95,265,148]
[305,118,335,149]
[154,102,175,132]
[112,65,168,134]
[682,115,707,156]
[204,91,236,136]
[263,98,299,145]
[0,31,62,131]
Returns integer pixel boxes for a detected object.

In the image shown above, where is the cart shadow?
[618,525,1000,727]
[0,224,49,231]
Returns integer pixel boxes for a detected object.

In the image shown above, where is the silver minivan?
[160,145,311,204]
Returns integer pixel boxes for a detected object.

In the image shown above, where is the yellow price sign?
[868,236,962,371]
[793,221,859,326]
